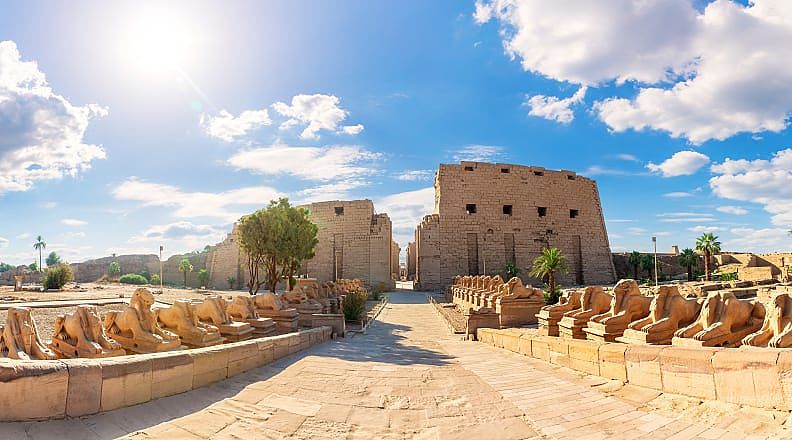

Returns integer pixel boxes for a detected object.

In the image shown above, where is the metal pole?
[159,245,164,292]
[652,237,658,286]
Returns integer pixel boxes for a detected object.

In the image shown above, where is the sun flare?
[122,8,195,76]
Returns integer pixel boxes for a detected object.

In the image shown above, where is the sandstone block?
[659,346,719,400]
[501,331,520,353]
[625,345,664,390]
[100,356,153,411]
[530,336,551,361]
[598,343,627,381]
[517,334,533,356]
[150,352,194,399]
[567,339,601,376]
[189,346,229,388]
[0,360,68,420]
[715,348,782,409]
[63,358,103,417]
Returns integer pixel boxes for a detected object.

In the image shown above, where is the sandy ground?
[0,281,245,303]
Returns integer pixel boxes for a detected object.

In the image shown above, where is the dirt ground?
[0,282,243,304]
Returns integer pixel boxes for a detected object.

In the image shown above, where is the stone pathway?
[3,291,790,439]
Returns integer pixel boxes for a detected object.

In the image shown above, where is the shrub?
[197,269,209,287]
[227,276,236,289]
[542,282,561,305]
[120,273,148,285]
[109,261,121,275]
[343,291,368,322]
[43,263,73,290]
[150,274,161,285]
[720,272,738,281]
[137,269,151,281]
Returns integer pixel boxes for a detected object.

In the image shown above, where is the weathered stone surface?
[530,336,551,362]
[517,334,533,356]
[625,344,664,390]
[715,348,782,409]
[598,343,628,381]
[567,339,600,376]
[189,345,229,388]
[63,358,103,417]
[0,360,68,420]
[100,356,153,411]
[659,346,719,400]
[500,331,520,353]
[150,352,194,399]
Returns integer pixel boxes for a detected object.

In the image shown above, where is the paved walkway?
[4,291,790,439]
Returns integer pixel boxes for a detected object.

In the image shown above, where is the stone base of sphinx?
[537,316,560,337]
[108,333,181,354]
[583,322,628,343]
[671,325,759,348]
[297,304,324,327]
[616,328,674,345]
[216,322,255,342]
[497,299,544,327]
[256,309,299,333]
[49,338,126,359]
[558,316,588,339]
[310,314,345,338]
[247,318,277,337]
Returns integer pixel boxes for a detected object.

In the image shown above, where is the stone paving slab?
[3,291,791,439]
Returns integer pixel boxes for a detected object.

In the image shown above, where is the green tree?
[178,258,193,287]
[45,251,61,267]
[640,254,654,280]
[238,198,319,294]
[33,235,46,272]
[227,276,236,290]
[197,268,209,288]
[0,262,13,272]
[109,261,121,278]
[29,262,38,271]
[696,233,722,281]
[501,261,520,280]
[529,247,569,304]
[627,251,642,280]
[677,248,698,281]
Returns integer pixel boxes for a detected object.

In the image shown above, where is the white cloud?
[616,153,639,162]
[582,165,636,176]
[663,192,693,198]
[710,149,792,226]
[375,187,435,247]
[39,201,57,209]
[112,178,280,222]
[647,151,709,177]
[0,237,8,248]
[626,227,647,235]
[716,205,748,215]
[227,143,380,181]
[688,225,726,233]
[0,41,107,194]
[657,212,717,223]
[272,94,363,140]
[201,108,271,142]
[395,170,434,181]
[475,0,698,85]
[294,180,368,204]
[16,232,30,240]
[61,218,87,227]
[139,222,225,241]
[524,86,587,123]
[724,227,791,253]
[64,231,86,239]
[452,145,505,162]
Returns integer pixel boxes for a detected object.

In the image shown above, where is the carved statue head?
[650,285,679,320]
[581,286,605,310]
[701,290,727,326]
[611,279,641,314]
[132,288,156,311]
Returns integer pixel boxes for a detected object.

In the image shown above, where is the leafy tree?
[197,268,209,287]
[640,254,654,280]
[0,262,13,272]
[33,235,46,272]
[43,263,73,290]
[45,251,61,267]
[150,274,161,285]
[109,261,121,279]
[627,251,642,280]
[227,276,236,290]
[29,262,38,271]
[696,233,722,281]
[238,198,318,294]
[529,247,569,304]
[677,248,698,281]
[178,258,193,287]
[501,261,520,280]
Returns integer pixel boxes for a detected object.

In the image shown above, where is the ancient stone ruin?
[192,295,254,342]
[156,299,225,347]
[0,307,58,360]
[583,279,652,342]
[51,305,126,358]
[618,285,702,345]
[103,288,182,353]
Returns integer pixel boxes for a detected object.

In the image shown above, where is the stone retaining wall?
[477,328,792,411]
[0,327,331,421]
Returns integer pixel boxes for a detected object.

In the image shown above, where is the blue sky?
[2,0,792,266]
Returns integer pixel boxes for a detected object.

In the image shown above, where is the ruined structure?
[743,292,792,347]
[415,162,615,291]
[558,286,612,339]
[208,200,394,290]
[225,296,277,337]
[0,307,58,360]
[51,305,126,358]
[192,296,254,342]
[406,242,416,280]
[537,289,583,336]
[391,240,400,280]
[156,300,225,347]
[584,279,652,342]
[618,285,702,345]
[103,288,181,353]
[672,290,765,347]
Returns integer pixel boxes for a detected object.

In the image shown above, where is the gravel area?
[0,303,129,342]
[432,301,467,333]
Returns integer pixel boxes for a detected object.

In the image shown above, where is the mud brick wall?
[406,242,416,280]
[415,162,616,291]
[391,240,400,279]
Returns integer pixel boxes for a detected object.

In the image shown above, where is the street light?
[651,237,658,286]
[159,245,164,293]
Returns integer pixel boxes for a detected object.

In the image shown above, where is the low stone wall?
[0,327,331,421]
[477,328,792,411]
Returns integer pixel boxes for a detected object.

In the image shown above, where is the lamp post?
[652,237,658,286]
[159,245,164,292]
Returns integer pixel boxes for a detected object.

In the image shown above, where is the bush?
[719,272,738,281]
[43,263,73,290]
[119,273,148,285]
[343,291,368,322]
[542,282,561,305]
[150,274,161,285]
[137,269,151,282]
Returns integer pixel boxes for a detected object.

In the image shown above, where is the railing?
[361,295,389,332]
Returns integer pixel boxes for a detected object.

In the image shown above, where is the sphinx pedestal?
[558,316,588,340]
[247,317,277,337]
[310,314,345,338]
[537,310,564,336]
[617,328,674,345]
[256,308,299,333]
[584,322,629,343]
[296,303,324,328]
[216,322,255,342]
[496,298,544,327]
[671,328,755,348]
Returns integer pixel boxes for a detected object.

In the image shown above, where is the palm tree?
[33,236,46,273]
[529,247,569,304]
[677,248,698,281]
[640,254,654,281]
[178,258,193,287]
[696,233,722,281]
[627,251,642,279]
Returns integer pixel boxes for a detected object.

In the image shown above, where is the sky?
[2,0,792,266]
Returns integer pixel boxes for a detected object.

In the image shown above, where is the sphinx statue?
[252,292,299,332]
[743,293,792,348]
[584,279,652,342]
[558,286,612,339]
[51,305,126,358]
[192,296,254,341]
[617,285,702,345]
[537,289,583,336]
[493,277,545,327]
[226,295,276,337]
[0,307,58,360]
[104,288,181,353]
[156,299,224,347]
[672,290,765,348]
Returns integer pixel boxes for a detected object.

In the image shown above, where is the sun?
[122,8,195,76]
